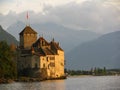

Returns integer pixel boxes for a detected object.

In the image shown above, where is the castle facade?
[17,26,65,79]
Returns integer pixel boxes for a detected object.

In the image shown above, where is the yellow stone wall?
[18,49,65,79]
[40,55,55,78]
[37,52,65,78]
[55,50,65,77]
[18,49,64,79]
[20,33,37,48]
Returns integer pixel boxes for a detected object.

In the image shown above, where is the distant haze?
[66,31,120,70]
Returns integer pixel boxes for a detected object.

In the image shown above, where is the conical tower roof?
[19,26,37,35]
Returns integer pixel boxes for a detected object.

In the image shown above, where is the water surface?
[0,76,120,90]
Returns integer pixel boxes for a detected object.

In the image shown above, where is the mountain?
[66,31,120,70]
[0,25,18,45]
[7,21,100,52]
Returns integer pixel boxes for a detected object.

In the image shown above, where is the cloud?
[0,0,76,15]
[0,0,120,34]
[42,0,120,33]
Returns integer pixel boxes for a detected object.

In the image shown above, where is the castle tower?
[19,26,37,49]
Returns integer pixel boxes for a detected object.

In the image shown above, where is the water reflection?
[40,80,65,90]
[0,76,120,90]
[0,80,65,90]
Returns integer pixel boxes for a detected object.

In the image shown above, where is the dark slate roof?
[50,41,63,51]
[19,26,37,35]
[32,37,63,55]
[34,47,55,56]
[37,48,46,56]
[33,37,50,47]
[43,48,55,55]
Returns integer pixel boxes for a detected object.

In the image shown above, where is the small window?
[43,63,45,68]
[61,63,64,66]
[35,63,38,68]
[48,64,50,69]
[50,62,55,67]
[50,57,55,60]
[47,57,49,61]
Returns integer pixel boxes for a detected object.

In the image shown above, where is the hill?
[7,21,100,52]
[66,31,120,70]
[0,25,18,45]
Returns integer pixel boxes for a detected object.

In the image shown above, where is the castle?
[17,26,65,79]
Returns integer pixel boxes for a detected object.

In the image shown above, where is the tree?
[0,41,17,79]
[103,67,107,75]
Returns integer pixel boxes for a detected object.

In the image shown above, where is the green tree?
[103,67,107,75]
[0,41,17,79]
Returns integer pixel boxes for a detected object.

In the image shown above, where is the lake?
[0,76,120,90]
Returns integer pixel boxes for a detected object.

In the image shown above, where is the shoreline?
[1,75,119,84]
[0,76,67,84]
[67,74,120,78]
[0,78,15,84]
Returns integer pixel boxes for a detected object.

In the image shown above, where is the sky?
[0,0,87,14]
[0,0,120,34]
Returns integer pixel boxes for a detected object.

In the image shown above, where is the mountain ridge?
[7,21,100,52]
[0,25,18,45]
[66,31,120,70]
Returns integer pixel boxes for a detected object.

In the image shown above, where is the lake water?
[0,76,120,90]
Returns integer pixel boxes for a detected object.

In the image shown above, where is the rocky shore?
[0,76,67,84]
[0,78,14,84]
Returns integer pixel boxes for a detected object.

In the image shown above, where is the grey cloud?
[43,0,120,33]
[0,0,120,33]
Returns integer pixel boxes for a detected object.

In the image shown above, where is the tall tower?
[19,26,37,49]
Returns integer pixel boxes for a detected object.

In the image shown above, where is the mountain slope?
[7,21,100,52]
[66,31,120,70]
[0,25,18,45]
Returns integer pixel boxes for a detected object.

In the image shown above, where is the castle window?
[50,62,55,67]
[61,63,64,66]
[46,57,49,61]
[43,63,45,68]
[35,63,38,68]
[50,57,55,60]
[48,64,50,69]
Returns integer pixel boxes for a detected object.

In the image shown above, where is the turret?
[19,26,37,49]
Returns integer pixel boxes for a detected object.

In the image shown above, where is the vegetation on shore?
[66,67,120,76]
[0,41,17,84]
